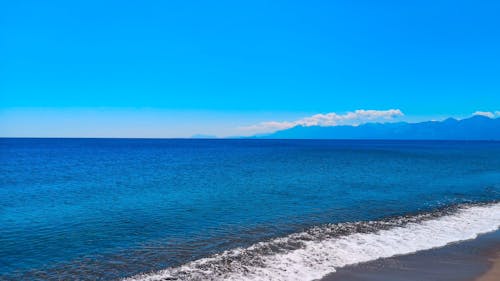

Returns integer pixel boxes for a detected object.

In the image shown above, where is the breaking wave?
[124,202,500,281]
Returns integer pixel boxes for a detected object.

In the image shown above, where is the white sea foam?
[125,203,500,281]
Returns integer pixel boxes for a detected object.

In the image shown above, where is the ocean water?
[0,139,499,281]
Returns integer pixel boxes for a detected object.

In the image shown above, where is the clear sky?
[1,0,499,137]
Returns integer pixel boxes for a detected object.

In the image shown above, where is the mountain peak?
[443,117,458,123]
[470,114,492,120]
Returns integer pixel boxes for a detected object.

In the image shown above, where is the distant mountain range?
[256,115,500,140]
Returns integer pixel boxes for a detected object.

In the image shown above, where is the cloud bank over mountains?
[473,111,500,118]
[261,114,500,140]
[239,109,404,135]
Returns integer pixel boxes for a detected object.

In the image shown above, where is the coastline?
[475,250,500,281]
[321,230,500,281]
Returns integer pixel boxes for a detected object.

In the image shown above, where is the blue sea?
[1,139,499,281]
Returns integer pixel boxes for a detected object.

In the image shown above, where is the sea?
[1,138,499,281]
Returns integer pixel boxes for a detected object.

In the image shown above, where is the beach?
[476,250,500,281]
[322,230,500,281]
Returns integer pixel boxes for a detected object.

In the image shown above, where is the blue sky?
[1,0,499,137]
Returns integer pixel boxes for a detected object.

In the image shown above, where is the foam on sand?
[124,202,500,281]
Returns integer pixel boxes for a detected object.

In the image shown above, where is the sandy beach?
[476,251,500,281]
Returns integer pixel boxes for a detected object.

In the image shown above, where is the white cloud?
[473,111,497,118]
[239,109,404,135]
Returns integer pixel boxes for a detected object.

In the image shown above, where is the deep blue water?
[0,139,499,280]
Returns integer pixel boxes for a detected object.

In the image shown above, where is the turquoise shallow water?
[0,139,499,280]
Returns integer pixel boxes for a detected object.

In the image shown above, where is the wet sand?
[475,251,500,281]
[321,230,500,281]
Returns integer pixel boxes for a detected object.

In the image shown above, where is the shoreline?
[321,230,500,281]
[475,250,500,281]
